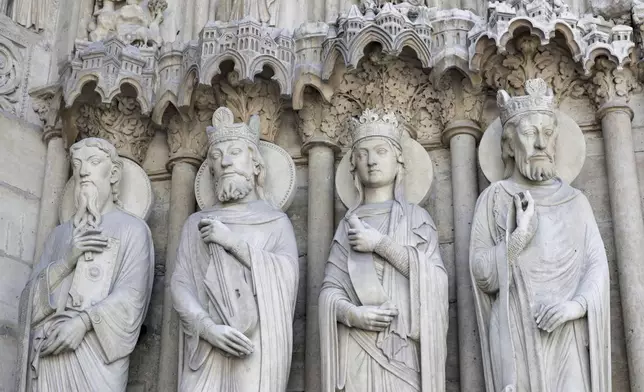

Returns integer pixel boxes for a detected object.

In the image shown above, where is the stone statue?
[7,0,46,31]
[216,0,280,26]
[21,137,154,391]
[470,79,611,392]
[89,0,167,47]
[171,107,299,391]
[319,109,449,392]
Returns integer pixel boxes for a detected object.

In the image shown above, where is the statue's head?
[348,109,405,208]
[69,137,123,230]
[206,107,266,203]
[498,78,558,182]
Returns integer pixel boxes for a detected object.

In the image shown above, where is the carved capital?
[588,58,641,108]
[213,72,285,143]
[480,35,586,104]
[30,84,64,143]
[437,73,486,128]
[441,119,482,147]
[296,90,344,153]
[75,96,155,164]
[166,114,208,171]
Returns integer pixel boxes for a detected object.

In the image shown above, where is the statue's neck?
[363,183,394,205]
[100,198,116,215]
[221,189,259,207]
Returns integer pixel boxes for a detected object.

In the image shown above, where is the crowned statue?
[20,137,154,392]
[470,79,611,392]
[171,107,299,391]
[319,109,449,392]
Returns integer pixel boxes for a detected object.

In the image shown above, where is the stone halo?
[336,135,434,208]
[59,157,154,223]
[478,110,586,184]
[195,141,297,212]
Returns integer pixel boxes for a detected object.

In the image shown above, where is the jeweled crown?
[497,78,555,125]
[206,107,260,147]
[349,109,402,147]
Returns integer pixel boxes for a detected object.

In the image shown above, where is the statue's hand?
[534,301,585,332]
[348,220,383,253]
[514,191,537,233]
[67,229,108,267]
[347,306,398,332]
[40,316,89,357]
[199,218,234,249]
[204,324,254,358]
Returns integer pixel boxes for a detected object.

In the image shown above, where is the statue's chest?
[67,237,121,311]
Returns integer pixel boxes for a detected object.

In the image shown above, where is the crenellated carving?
[469,0,635,76]
[479,35,587,103]
[198,18,295,95]
[61,38,158,114]
[213,72,285,142]
[587,58,641,106]
[75,95,155,164]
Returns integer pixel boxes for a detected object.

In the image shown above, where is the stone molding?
[441,119,483,147]
[30,1,644,145]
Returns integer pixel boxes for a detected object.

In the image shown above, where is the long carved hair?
[348,136,405,214]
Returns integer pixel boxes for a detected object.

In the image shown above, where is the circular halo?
[479,111,586,184]
[59,157,154,223]
[336,135,434,208]
[195,141,297,211]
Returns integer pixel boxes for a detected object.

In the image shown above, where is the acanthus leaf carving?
[481,35,587,104]
[75,96,155,164]
[214,72,284,142]
[588,58,642,106]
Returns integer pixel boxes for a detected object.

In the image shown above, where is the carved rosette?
[213,72,285,143]
[0,37,22,115]
[75,96,155,164]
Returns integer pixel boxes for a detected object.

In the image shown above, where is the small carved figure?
[470,79,611,392]
[21,138,154,391]
[319,109,448,392]
[88,0,167,47]
[171,107,299,391]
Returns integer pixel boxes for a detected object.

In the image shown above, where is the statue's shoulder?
[114,208,151,234]
[405,202,436,229]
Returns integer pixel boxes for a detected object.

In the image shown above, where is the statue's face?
[71,145,115,209]
[510,112,558,182]
[208,140,256,202]
[352,137,399,188]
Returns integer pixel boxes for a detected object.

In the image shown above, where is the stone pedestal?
[442,119,484,392]
[34,128,69,260]
[302,138,339,392]
[158,156,200,392]
[598,100,644,392]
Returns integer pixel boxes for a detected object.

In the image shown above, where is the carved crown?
[349,109,402,147]
[206,107,260,147]
[497,78,555,125]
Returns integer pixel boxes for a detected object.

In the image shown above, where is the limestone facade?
[2,0,644,391]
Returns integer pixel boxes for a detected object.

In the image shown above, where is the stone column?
[442,119,484,392]
[592,61,644,391]
[598,100,644,391]
[302,137,339,392]
[34,126,70,260]
[158,115,207,392]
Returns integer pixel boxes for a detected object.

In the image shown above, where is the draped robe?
[171,200,299,392]
[23,209,154,392]
[320,201,448,392]
[470,179,610,392]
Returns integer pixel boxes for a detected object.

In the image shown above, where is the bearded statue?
[171,107,299,391]
[21,137,154,391]
[470,79,611,392]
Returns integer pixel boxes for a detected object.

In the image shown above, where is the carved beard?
[73,181,102,234]
[516,151,557,182]
[214,172,254,202]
